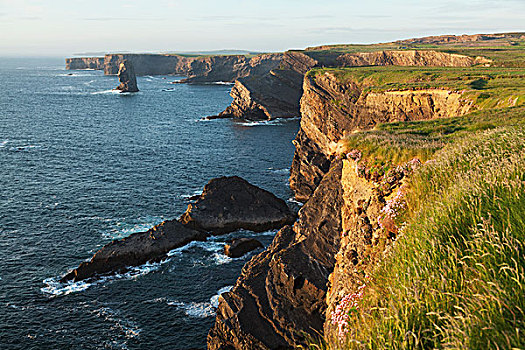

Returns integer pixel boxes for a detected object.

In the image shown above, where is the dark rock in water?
[115,60,139,92]
[179,176,296,234]
[224,238,263,258]
[61,220,206,282]
[208,161,344,349]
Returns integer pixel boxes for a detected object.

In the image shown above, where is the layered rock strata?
[180,176,295,234]
[208,161,344,349]
[65,57,105,70]
[115,60,139,93]
[335,50,489,67]
[180,53,283,84]
[289,72,473,201]
[103,54,193,76]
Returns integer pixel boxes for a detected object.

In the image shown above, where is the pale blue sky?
[0,0,524,56]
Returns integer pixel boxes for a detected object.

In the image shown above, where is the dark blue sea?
[0,57,299,349]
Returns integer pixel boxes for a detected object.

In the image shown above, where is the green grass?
[308,66,525,98]
[336,125,525,349]
[302,33,525,68]
[341,106,525,165]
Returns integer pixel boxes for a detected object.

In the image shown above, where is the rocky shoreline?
[62,177,295,283]
[63,32,524,349]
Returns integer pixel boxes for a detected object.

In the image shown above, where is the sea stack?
[115,60,139,92]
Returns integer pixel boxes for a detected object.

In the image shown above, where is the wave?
[287,197,304,207]
[101,216,165,240]
[57,73,94,77]
[166,285,233,318]
[8,145,40,152]
[41,260,166,297]
[179,189,202,200]
[267,167,290,174]
[92,306,142,339]
[91,89,120,95]
[236,117,301,127]
[0,140,8,148]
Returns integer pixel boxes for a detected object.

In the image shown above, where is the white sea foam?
[102,216,164,240]
[166,285,233,318]
[92,306,142,339]
[0,140,8,148]
[267,167,290,174]
[288,197,304,207]
[91,89,120,95]
[179,190,202,199]
[9,145,40,152]
[41,260,165,297]
[236,117,300,127]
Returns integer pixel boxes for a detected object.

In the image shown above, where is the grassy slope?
[311,38,525,349]
[308,66,525,110]
[302,33,525,68]
[337,124,525,349]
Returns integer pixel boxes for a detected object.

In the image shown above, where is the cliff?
[65,57,105,70]
[335,50,489,67]
[103,54,193,76]
[216,52,318,120]
[180,53,283,84]
[208,161,344,348]
[290,72,473,201]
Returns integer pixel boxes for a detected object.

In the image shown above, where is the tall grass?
[338,127,525,349]
[342,106,525,166]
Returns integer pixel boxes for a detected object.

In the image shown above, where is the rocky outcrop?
[65,57,105,70]
[180,176,295,234]
[208,161,344,349]
[115,60,139,92]
[224,238,263,258]
[61,220,206,282]
[289,72,473,201]
[214,52,318,120]
[335,50,487,67]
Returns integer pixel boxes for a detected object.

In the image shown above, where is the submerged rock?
[61,220,206,282]
[115,60,139,92]
[224,238,263,258]
[180,176,296,234]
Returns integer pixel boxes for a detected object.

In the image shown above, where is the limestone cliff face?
[216,52,318,120]
[290,72,473,201]
[208,161,344,349]
[65,57,105,70]
[103,54,193,76]
[335,50,489,67]
[181,53,283,84]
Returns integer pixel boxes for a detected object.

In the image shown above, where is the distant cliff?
[66,54,194,75]
[65,57,105,70]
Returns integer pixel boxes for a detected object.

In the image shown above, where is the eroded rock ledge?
[62,176,292,282]
[208,161,344,349]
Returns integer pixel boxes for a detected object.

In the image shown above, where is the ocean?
[0,57,299,349]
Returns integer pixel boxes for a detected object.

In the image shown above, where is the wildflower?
[347,149,362,161]
[331,283,367,340]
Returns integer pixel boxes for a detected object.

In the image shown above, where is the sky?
[0,0,524,57]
